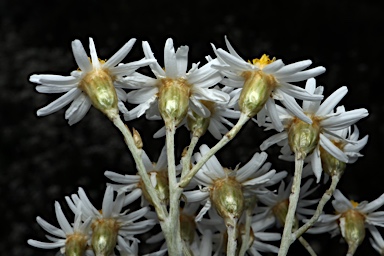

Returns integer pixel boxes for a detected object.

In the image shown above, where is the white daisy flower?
[211,36,325,122]
[259,78,369,182]
[28,201,92,255]
[65,186,156,255]
[121,38,230,126]
[183,144,282,223]
[307,189,384,254]
[368,225,384,255]
[255,178,319,228]
[30,37,154,125]
[104,146,170,206]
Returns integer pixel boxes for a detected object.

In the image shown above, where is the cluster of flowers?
[28,36,383,256]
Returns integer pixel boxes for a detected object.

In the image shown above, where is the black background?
[1,0,383,255]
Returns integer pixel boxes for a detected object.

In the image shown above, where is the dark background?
[1,0,383,255]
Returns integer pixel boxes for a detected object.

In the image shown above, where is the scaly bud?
[91,218,119,256]
[288,118,320,159]
[340,209,366,255]
[158,77,191,127]
[211,176,244,222]
[132,128,143,149]
[65,233,89,256]
[79,68,118,119]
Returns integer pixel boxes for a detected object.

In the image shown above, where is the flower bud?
[288,118,320,159]
[79,68,118,119]
[180,212,196,245]
[340,209,366,255]
[132,128,143,149]
[65,233,88,256]
[158,78,191,127]
[187,111,210,138]
[140,171,169,205]
[320,144,346,177]
[211,177,244,222]
[239,70,276,118]
[91,218,119,256]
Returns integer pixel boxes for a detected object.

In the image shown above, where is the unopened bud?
[239,70,276,118]
[340,210,365,255]
[65,233,88,256]
[132,128,143,149]
[187,111,210,137]
[91,218,119,256]
[211,177,244,222]
[320,144,346,177]
[158,78,191,127]
[288,118,320,159]
[79,69,118,119]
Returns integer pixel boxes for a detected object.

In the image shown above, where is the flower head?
[65,186,156,255]
[121,38,229,127]
[211,36,325,119]
[30,37,153,124]
[28,201,92,255]
[104,146,169,206]
[307,189,384,254]
[259,78,369,181]
[183,144,284,224]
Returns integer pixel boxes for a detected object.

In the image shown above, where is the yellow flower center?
[249,54,276,69]
[350,200,359,208]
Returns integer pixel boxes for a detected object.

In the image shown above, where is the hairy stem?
[294,174,341,239]
[112,116,166,220]
[181,135,199,178]
[278,154,305,256]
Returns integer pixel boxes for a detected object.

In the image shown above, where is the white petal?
[316,86,348,115]
[321,108,369,130]
[236,152,268,182]
[274,60,312,77]
[142,41,166,77]
[127,87,158,104]
[104,38,136,68]
[176,45,189,76]
[260,132,288,151]
[319,134,349,162]
[262,59,285,73]
[54,202,73,235]
[71,40,92,72]
[277,66,326,83]
[164,38,178,78]
[37,88,82,116]
[280,93,312,124]
[89,38,100,69]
